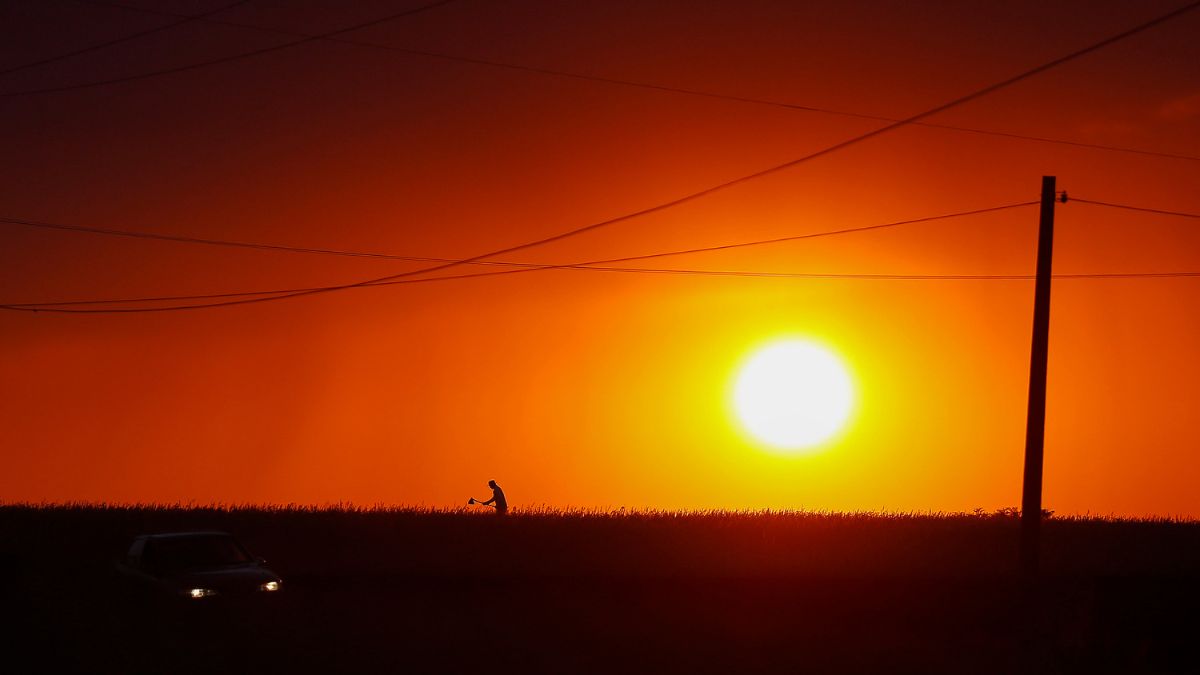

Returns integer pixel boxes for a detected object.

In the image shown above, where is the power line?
[0,0,459,98]
[12,191,1199,314]
[0,202,1036,310]
[0,201,1036,266]
[1071,198,1200,219]
[71,0,1200,164]
[0,0,249,78]
[27,0,1198,315]
[498,268,1200,281]
[11,201,1200,315]
[575,203,1038,266]
[6,4,1197,314]
[0,215,442,262]
[7,266,1200,314]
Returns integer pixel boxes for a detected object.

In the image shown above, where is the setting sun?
[732,339,855,453]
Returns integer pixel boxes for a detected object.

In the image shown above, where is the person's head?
[488,480,497,489]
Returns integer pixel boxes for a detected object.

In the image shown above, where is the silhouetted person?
[478,479,507,515]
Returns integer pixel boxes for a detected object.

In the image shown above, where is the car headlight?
[186,588,218,599]
[259,581,281,592]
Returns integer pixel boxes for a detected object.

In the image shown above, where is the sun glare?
[732,339,854,453]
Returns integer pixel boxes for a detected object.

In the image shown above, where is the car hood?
[163,564,281,593]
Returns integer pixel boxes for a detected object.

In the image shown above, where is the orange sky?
[2,0,1199,515]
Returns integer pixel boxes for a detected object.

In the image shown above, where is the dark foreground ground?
[3,505,1199,674]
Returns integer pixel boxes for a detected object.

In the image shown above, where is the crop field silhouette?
[3,504,1199,674]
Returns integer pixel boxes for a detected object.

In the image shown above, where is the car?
[116,531,283,601]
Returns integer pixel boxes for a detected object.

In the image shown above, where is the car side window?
[127,539,146,569]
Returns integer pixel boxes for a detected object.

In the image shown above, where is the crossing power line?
[0,202,1037,266]
[0,0,459,98]
[13,0,1195,314]
[0,0,249,79]
[7,199,1200,315]
[53,0,1200,163]
[17,197,1180,271]
[0,201,1035,311]
[10,266,1200,309]
[7,263,1200,314]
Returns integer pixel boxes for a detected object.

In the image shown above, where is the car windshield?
[142,535,252,574]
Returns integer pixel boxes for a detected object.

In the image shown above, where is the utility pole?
[1020,176,1060,579]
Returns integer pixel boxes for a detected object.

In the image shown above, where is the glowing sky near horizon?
[2,0,1199,515]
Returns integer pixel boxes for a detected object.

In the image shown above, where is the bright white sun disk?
[733,340,854,451]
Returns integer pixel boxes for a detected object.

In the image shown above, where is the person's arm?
[480,497,495,506]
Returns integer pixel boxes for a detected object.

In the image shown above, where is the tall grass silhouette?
[5,503,1199,674]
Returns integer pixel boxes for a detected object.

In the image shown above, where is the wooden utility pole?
[1020,176,1058,578]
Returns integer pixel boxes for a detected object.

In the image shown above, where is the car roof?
[135,531,234,541]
